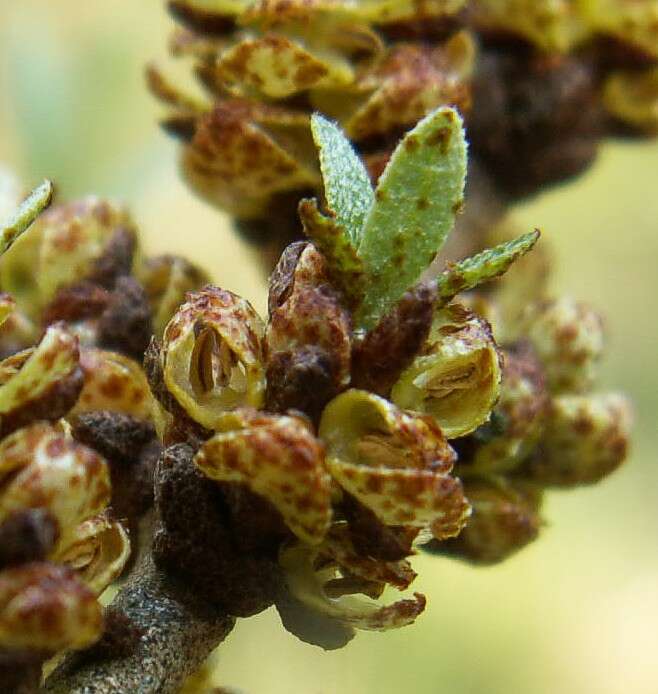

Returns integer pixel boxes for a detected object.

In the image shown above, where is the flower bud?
[525,392,632,486]
[0,323,83,437]
[391,303,502,438]
[522,298,604,394]
[428,479,542,565]
[1,198,138,318]
[194,409,332,545]
[161,286,266,429]
[138,254,210,338]
[463,342,549,475]
[181,101,319,219]
[73,348,154,420]
[319,389,469,538]
[0,562,102,651]
[0,423,111,552]
[266,243,351,420]
[53,513,130,595]
[311,32,475,141]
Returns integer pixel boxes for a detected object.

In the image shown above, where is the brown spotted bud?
[138,254,210,337]
[462,342,549,475]
[525,392,632,486]
[0,562,102,651]
[1,198,138,317]
[428,479,543,565]
[161,286,266,429]
[73,347,155,420]
[0,423,111,553]
[194,409,332,545]
[522,298,604,394]
[266,243,351,420]
[319,389,470,539]
[0,323,83,437]
[391,303,502,439]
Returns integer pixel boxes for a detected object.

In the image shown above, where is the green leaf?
[354,107,467,331]
[435,230,541,307]
[310,113,374,246]
[298,198,366,308]
[0,180,53,256]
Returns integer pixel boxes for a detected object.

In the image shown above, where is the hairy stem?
[44,555,235,694]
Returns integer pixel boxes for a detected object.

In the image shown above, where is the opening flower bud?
[319,389,469,536]
[391,303,502,438]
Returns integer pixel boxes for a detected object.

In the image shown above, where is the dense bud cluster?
[141,111,629,650]
[0,175,208,687]
[151,0,657,248]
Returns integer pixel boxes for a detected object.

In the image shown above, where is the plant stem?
[44,555,235,694]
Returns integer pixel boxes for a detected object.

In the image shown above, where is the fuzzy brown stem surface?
[43,555,235,694]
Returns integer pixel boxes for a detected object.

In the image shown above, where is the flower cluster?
[144,108,629,648]
[150,0,657,237]
[0,174,210,686]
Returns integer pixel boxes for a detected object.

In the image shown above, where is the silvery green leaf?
[0,180,53,256]
[436,230,541,306]
[354,107,467,331]
[310,113,374,246]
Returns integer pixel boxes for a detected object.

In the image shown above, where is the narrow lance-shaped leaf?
[355,107,467,331]
[436,230,541,307]
[298,198,365,308]
[0,180,54,256]
[311,114,374,246]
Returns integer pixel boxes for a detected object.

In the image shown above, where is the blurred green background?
[1,3,657,693]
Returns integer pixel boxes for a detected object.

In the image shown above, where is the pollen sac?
[0,323,83,437]
[522,298,604,394]
[194,409,332,545]
[53,513,131,595]
[162,286,266,429]
[73,348,155,420]
[266,243,351,420]
[604,66,658,133]
[319,389,470,537]
[0,562,102,651]
[524,392,632,486]
[462,342,549,475]
[428,479,543,565]
[279,542,426,634]
[0,423,111,553]
[391,303,503,439]
[138,254,210,337]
